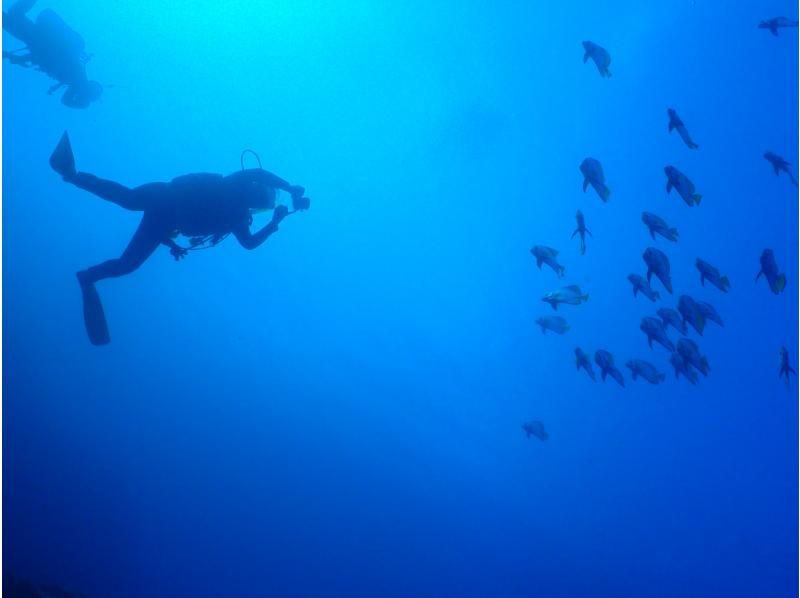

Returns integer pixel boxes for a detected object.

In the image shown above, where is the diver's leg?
[3,1,37,41]
[79,212,166,284]
[8,0,37,16]
[51,131,164,211]
[76,212,167,344]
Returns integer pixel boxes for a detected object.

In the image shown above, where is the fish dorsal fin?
[566,285,582,293]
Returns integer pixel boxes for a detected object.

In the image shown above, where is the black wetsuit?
[69,169,292,284]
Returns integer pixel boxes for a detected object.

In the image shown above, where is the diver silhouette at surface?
[3,0,102,108]
[50,131,310,345]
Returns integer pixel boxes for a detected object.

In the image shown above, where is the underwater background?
[3,0,798,596]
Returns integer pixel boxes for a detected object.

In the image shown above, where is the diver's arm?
[233,205,289,250]
[233,220,279,250]
[162,238,188,261]
[232,169,304,197]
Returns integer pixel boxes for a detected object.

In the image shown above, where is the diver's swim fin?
[50,131,76,180]
[78,274,110,345]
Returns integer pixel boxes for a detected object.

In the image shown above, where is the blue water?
[3,1,798,596]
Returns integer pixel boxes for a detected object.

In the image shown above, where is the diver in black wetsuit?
[3,0,102,108]
[49,132,310,345]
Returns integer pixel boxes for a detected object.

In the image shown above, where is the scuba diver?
[3,0,102,108]
[49,131,310,345]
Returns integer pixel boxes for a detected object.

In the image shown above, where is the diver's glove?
[272,205,290,226]
[170,245,188,261]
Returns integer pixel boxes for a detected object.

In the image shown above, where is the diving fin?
[50,131,76,181]
[78,274,110,345]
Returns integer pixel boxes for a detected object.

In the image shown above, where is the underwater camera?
[293,195,311,211]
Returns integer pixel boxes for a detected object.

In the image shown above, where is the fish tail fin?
[631,370,638,381]
[693,194,702,206]
[720,276,730,292]
[536,257,543,269]
[558,266,566,278]
[604,68,612,78]
[601,369,607,382]
[582,293,589,302]
[774,274,787,294]
[789,173,798,187]
[770,24,779,35]
[654,291,661,301]
[756,269,763,283]
[583,51,590,63]
[700,273,705,286]
[600,185,610,202]
[612,369,625,387]
[633,286,639,298]
[658,373,666,383]
[696,314,706,335]
[670,227,679,240]
[580,239,586,255]
[689,141,699,149]
[582,177,589,193]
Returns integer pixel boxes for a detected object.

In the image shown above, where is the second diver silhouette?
[49,131,310,345]
[3,0,103,108]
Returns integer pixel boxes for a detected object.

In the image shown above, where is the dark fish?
[575,347,597,381]
[670,352,698,385]
[696,301,723,328]
[759,17,799,36]
[522,420,549,441]
[643,247,673,294]
[582,40,612,77]
[764,151,798,187]
[677,338,710,376]
[667,108,699,149]
[536,315,570,335]
[658,307,687,336]
[530,245,566,278]
[642,212,679,242]
[779,346,796,386]
[664,166,702,206]
[579,158,610,202]
[756,249,787,294]
[595,350,625,386]
[678,295,705,335]
[542,285,589,310]
[640,317,675,352]
[627,274,660,302]
[625,359,666,384]
[571,210,592,254]
[696,258,730,292]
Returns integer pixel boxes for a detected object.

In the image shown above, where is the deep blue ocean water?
[3,1,798,596]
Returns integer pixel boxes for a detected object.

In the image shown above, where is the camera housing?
[293,196,310,211]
